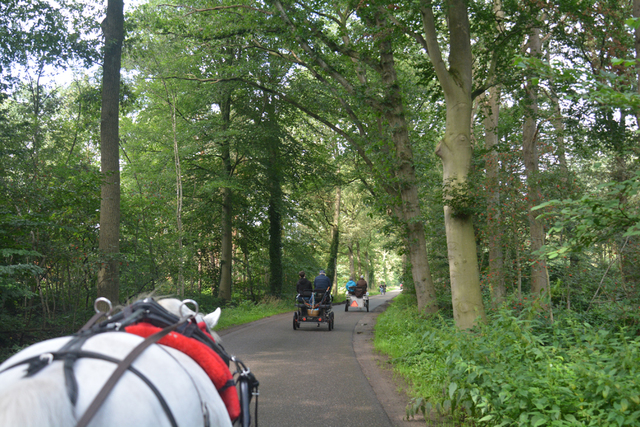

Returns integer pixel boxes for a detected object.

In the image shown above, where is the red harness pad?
[125,322,240,421]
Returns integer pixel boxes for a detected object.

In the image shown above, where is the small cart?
[345,292,369,312]
[293,289,334,331]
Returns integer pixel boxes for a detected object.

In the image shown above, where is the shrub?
[375,294,640,426]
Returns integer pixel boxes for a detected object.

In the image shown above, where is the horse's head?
[157,298,222,342]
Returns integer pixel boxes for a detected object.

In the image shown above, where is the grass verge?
[216,297,293,330]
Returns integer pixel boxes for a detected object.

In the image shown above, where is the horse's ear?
[204,307,221,329]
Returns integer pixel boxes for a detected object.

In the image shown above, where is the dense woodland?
[2,0,640,423]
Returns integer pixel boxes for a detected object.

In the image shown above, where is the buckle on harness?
[94,297,113,318]
[179,299,198,320]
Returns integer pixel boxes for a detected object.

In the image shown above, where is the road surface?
[220,291,403,427]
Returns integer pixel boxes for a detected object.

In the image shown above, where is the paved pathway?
[220,291,426,427]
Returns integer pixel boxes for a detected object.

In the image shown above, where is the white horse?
[0,298,235,427]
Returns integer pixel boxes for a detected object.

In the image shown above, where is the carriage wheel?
[328,319,332,331]
[366,301,369,312]
[293,312,298,330]
[345,302,348,312]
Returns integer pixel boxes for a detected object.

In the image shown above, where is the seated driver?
[313,269,332,303]
[355,275,367,298]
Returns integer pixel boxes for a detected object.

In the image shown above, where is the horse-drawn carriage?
[293,288,335,331]
[345,290,369,312]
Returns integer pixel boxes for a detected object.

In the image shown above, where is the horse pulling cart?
[293,289,334,331]
[0,297,259,427]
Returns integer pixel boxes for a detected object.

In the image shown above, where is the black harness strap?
[233,357,260,427]
[60,334,93,405]
[75,319,187,427]
[78,311,108,333]
[0,348,179,427]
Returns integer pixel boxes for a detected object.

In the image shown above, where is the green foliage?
[0,248,43,300]
[376,293,640,426]
[535,170,640,259]
[0,0,100,90]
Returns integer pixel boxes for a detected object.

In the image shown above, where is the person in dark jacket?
[313,269,331,292]
[313,270,332,305]
[355,275,368,298]
[296,271,313,302]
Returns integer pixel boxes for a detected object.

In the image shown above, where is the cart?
[293,288,334,331]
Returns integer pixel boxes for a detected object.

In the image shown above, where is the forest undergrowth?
[374,293,640,427]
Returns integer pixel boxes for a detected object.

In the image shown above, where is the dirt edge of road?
[352,297,426,426]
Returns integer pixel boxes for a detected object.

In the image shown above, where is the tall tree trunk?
[484,87,505,306]
[523,27,547,296]
[267,128,284,296]
[169,91,184,297]
[356,241,362,276]
[347,242,355,280]
[218,179,233,302]
[28,65,44,175]
[377,21,437,313]
[326,186,341,292]
[364,248,372,284]
[422,0,486,328]
[97,0,124,306]
[218,92,233,301]
[267,190,283,296]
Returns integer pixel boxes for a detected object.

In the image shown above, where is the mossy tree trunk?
[421,0,486,328]
[484,88,505,307]
[523,27,547,296]
[97,0,124,306]
[218,90,233,301]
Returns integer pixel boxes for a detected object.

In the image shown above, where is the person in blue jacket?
[345,277,356,294]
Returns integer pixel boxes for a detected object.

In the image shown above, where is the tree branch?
[158,4,272,16]
[419,0,453,94]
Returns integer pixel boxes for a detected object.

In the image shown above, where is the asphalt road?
[220,291,400,427]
